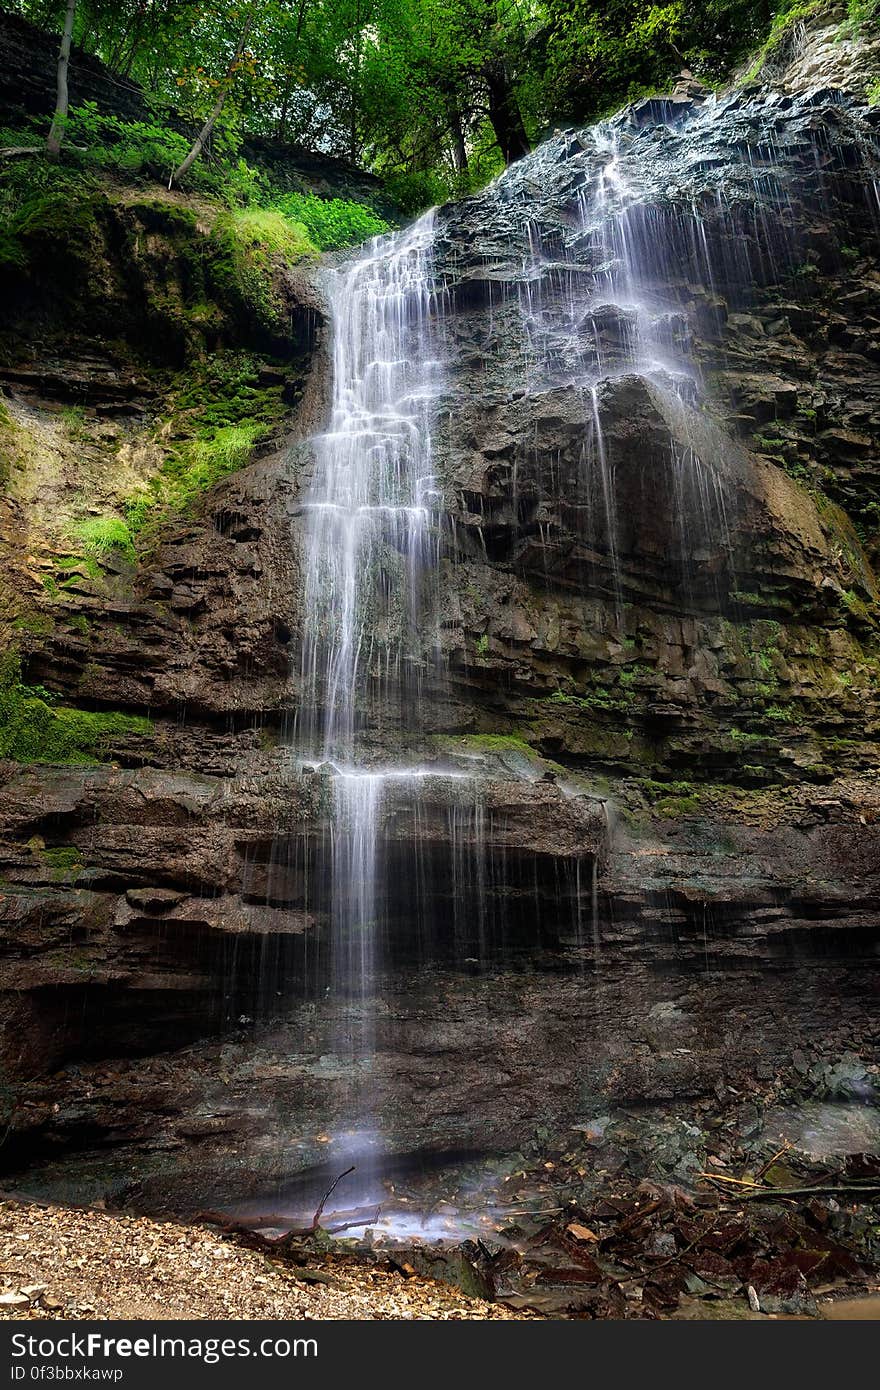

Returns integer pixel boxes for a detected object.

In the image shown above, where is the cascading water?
[272,81,880,1240]
[298,211,443,763]
[514,120,736,615]
[293,102,752,1185]
[295,213,474,1182]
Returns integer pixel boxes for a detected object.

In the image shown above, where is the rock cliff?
[0,6,878,1203]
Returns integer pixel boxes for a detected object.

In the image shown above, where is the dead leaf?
[566,1223,599,1243]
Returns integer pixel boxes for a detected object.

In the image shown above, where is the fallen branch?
[696,1172,765,1189]
[754,1140,793,1181]
[312,1165,356,1232]
[321,1207,381,1236]
[609,1197,664,1236]
[196,1210,308,1233]
[0,146,43,161]
[737,1183,880,1202]
[195,1190,381,1245]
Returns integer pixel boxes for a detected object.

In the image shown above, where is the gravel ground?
[0,1201,529,1320]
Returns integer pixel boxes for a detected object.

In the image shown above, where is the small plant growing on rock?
[71,515,136,564]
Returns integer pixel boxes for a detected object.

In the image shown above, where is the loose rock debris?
[0,1201,531,1321]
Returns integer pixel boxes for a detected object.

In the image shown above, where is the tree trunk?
[46,0,77,158]
[447,96,468,175]
[484,58,529,165]
[276,65,295,141]
[170,15,253,186]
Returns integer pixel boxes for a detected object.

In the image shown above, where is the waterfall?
[514,121,735,613]
[286,86,857,1189]
[295,212,454,1158]
[299,211,443,765]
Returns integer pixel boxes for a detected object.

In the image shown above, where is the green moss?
[433,733,535,757]
[40,845,85,881]
[12,612,54,636]
[142,421,262,524]
[61,405,88,440]
[0,654,151,764]
[123,353,284,538]
[544,686,633,714]
[731,591,767,608]
[53,554,102,583]
[0,172,102,277]
[752,432,784,452]
[727,727,765,746]
[841,588,873,625]
[638,778,697,803]
[128,199,199,236]
[209,208,317,337]
[764,703,795,722]
[475,633,489,655]
[655,794,701,817]
[0,397,17,488]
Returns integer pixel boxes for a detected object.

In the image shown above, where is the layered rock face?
[1,14,879,1198]
[421,74,880,957]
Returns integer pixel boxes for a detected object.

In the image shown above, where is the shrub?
[65,103,193,180]
[382,169,449,216]
[271,192,389,250]
[163,422,263,509]
[129,421,264,531]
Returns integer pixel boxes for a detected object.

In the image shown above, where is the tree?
[46,0,77,156]
[4,0,785,196]
[170,6,255,185]
[539,0,775,126]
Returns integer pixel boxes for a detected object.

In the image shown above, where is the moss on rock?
[0,654,151,764]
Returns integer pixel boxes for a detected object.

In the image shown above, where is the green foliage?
[209,207,317,334]
[64,102,196,181]
[159,423,263,514]
[217,207,315,261]
[744,2,823,82]
[383,168,452,216]
[175,351,283,431]
[542,1,778,125]
[123,351,286,539]
[0,654,151,764]
[846,0,879,29]
[272,191,389,250]
[61,404,88,439]
[545,685,634,714]
[5,0,824,216]
[125,422,262,536]
[71,515,136,563]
